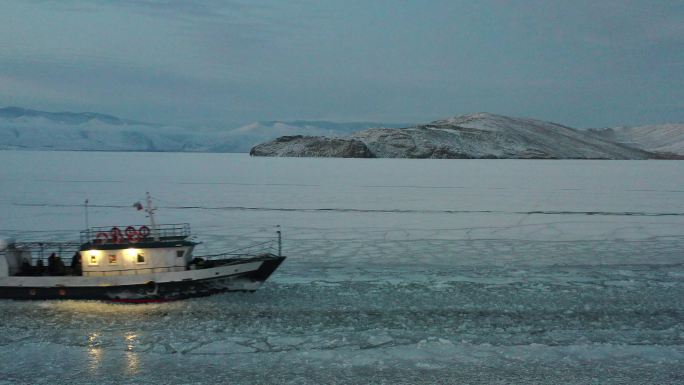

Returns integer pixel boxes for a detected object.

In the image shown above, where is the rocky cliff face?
[251,113,656,159]
[249,135,373,158]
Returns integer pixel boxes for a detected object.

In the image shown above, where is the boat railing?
[197,239,280,261]
[80,223,191,244]
[8,241,82,265]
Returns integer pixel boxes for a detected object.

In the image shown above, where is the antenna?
[84,199,90,240]
[145,192,160,241]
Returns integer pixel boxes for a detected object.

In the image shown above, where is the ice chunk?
[191,340,257,354]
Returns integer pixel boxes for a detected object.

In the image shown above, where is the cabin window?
[108,254,117,264]
[136,253,146,264]
[176,250,185,258]
[88,254,98,266]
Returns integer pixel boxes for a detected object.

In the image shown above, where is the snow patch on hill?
[588,124,684,156]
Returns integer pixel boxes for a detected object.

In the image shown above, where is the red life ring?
[110,227,123,243]
[125,225,140,243]
[95,232,109,244]
[138,225,151,238]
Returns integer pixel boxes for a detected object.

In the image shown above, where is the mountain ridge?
[0,106,147,126]
[252,113,662,159]
[0,106,399,153]
[1,106,682,158]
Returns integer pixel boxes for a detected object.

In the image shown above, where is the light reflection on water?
[42,300,182,316]
[87,332,103,375]
[125,350,140,376]
[124,330,141,376]
[124,332,138,351]
[87,345,102,375]
[86,331,141,375]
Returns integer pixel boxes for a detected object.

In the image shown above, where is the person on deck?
[70,252,82,275]
[47,253,66,276]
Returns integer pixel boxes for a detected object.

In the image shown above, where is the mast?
[84,199,90,240]
[145,192,160,241]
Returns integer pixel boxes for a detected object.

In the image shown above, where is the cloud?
[503,0,684,49]
[0,0,682,127]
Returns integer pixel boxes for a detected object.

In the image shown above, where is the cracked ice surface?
[1,152,684,384]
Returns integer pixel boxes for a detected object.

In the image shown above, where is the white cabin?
[80,244,194,277]
[0,239,33,277]
[79,224,196,277]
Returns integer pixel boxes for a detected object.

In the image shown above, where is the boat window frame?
[136,252,147,265]
[108,254,118,265]
[88,253,99,266]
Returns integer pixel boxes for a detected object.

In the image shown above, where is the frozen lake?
[1,151,683,384]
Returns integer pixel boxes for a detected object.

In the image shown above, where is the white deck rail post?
[146,192,160,241]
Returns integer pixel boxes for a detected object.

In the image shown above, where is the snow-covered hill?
[588,124,684,156]
[0,107,397,152]
[216,120,406,152]
[252,113,657,159]
[0,107,199,152]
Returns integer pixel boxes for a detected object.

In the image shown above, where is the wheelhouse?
[79,223,197,277]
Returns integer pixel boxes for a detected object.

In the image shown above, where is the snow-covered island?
[251,113,681,159]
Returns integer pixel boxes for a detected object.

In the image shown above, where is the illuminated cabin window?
[88,254,98,266]
[108,254,117,265]
[136,253,146,264]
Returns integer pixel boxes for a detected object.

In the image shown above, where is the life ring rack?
[125,226,140,243]
[110,227,123,243]
[91,225,152,244]
[94,231,109,244]
[138,225,151,239]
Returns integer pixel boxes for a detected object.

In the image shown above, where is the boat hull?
[0,256,285,301]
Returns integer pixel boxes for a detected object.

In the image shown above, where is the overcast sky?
[1,0,682,128]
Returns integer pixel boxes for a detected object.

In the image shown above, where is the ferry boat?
[0,194,286,302]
